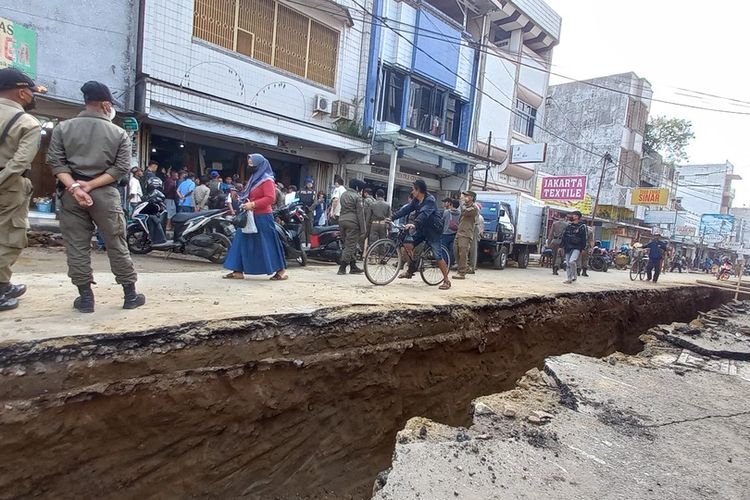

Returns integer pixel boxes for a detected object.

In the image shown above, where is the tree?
[643,116,695,164]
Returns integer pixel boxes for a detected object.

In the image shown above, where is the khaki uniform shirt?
[548,220,568,244]
[370,199,391,221]
[338,188,365,228]
[0,98,41,188]
[457,203,478,239]
[47,110,131,181]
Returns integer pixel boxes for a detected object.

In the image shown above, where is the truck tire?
[516,248,529,269]
[493,247,508,270]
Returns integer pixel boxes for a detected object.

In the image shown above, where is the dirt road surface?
[2,247,701,342]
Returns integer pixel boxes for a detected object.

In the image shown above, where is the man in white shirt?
[329,176,346,224]
[128,167,143,214]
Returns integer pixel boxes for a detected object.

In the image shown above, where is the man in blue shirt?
[391,179,450,290]
[644,234,667,282]
[177,172,196,213]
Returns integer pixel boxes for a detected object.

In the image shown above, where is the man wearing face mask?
[0,68,46,311]
[47,80,145,313]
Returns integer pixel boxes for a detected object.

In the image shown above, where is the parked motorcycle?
[127,179,233,264]
[588,246,611,272]
[273,203,307,266]
[279,201,343,263]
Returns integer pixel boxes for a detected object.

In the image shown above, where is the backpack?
[207,180,225,209]
[448,211,459,232]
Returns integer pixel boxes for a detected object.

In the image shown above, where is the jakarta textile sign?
[539,175,587,201]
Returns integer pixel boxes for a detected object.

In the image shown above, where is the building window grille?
[377,68,405,125]
[405,78,464,143]
[513,99,537,138]
[193,0,339,87]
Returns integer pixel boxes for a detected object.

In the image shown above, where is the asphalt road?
[1,247,702,342]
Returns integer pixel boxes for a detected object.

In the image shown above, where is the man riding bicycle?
[390,179,451,290]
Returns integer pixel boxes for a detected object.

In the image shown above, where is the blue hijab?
[239,153,275,201]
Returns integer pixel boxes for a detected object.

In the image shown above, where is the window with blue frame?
[407,78,464,144]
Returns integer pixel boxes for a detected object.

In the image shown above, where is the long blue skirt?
[224,213,287,275]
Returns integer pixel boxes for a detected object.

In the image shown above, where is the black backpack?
[207,180,225,209]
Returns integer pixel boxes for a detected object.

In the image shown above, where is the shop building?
[137,0,372,192]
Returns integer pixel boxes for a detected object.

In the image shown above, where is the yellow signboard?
[631,188,669,206]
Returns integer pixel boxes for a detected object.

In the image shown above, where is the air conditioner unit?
[314,95,332,114]
[331,100,355,121]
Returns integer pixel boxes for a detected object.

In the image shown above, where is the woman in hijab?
[223,154,288,280]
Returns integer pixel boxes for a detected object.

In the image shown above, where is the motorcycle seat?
[311,225,339,235]
[172,209,224,224]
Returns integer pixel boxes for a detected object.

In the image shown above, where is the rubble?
[26,231,64,247]
[374,301,750,499]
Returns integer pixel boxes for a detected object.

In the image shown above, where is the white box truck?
[473,191,545,269]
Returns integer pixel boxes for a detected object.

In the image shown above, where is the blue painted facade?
[412,9,460,89]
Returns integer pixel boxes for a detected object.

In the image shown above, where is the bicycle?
[629,254,649,281]
[363,223,451,286]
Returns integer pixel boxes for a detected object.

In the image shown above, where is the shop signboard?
[644,210,677,224]
[539,175,587,201]
[511,143,547,163]
[0,17,36,78]
[675,225,696,236]
[700,213,734,244]
[631,187,669,206]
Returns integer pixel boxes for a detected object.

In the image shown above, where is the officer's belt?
[71,172,96,181]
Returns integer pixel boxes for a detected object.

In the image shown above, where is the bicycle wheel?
[639,261,647,280]
[420,245,447,286]
[364,238,402,286]
[629,261,639,281]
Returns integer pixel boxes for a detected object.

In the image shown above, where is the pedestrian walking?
[47,80,145,312]
[177,172,196,212]
[644,234,667,283]
[441,198,460,262]
[670,253,686,273]
[368,189,391,245]
[0,68,45,311]
[193,176,210,211]
[546,215,568,275]
[298,177,316,246]
[453,191,478,280]
[223,154,288,281]
[561,211,587,284]
[337,179,366,275]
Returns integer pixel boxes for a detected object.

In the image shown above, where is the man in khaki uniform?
[337,179,366,275]
[453,190,478,279]
[577,224,595,277]
[47,81,145,313]
[368,189,391,246]
[547,216,568,275]
[0,69,45,311]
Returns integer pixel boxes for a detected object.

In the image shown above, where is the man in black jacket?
[391,179,451,290]
[561,210,588,284]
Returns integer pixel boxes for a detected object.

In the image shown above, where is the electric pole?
[590,152,612,223]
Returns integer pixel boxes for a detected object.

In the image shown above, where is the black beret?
[0,68,39,91]
[81,81,114,103]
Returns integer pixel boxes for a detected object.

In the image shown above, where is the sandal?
[222,272,244,280]
[270,273,289,281]
[439,279,451,290]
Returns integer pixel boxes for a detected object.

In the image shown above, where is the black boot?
[582,269,589,277]
[123,283,146,309]
[74,284,95,313]
[576,268,581,276]
[349,261,363,274]
[337,263,348,275]
[0,283,26,299]
[552,266,559,276]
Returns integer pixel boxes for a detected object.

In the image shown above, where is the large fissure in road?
[0,287,729,499]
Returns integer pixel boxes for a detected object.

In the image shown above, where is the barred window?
[513,99,537,138]
[618,148,641,187]
[193,0,340,87]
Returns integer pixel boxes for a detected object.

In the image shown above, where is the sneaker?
[452,274,466,280]
[563,280,573,284]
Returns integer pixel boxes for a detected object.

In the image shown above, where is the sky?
[543,0,750,207]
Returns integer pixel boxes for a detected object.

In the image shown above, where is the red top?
[249,178,276,215]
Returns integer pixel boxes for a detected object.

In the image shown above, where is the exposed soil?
[0,286,729,499]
